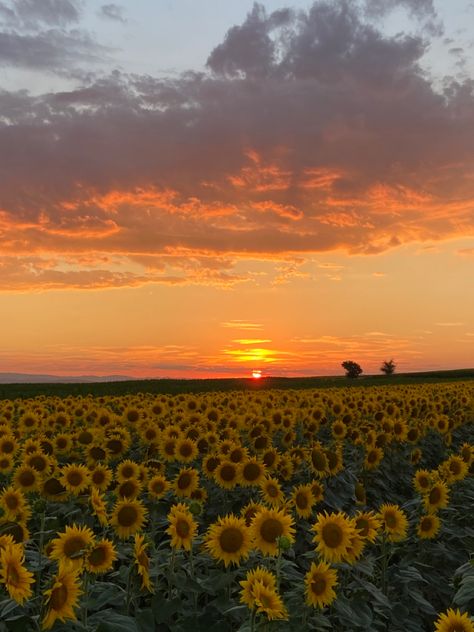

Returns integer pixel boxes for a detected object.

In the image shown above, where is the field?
[0,379,473,631]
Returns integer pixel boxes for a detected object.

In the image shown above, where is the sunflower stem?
[35,510,46,601]
[250,609,257,632]
[380,534,388,596]
[82,571,89,628]
[126,563,135,615]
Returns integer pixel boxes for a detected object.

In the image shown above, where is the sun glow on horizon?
[251,370,262,379]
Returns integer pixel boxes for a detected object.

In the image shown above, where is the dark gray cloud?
[0,0,81,27]
[0,28,106,70]
[99,3,126,23]
[0,0,473,289]
[364,0,436,20]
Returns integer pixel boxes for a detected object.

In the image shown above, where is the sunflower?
[133,534,153,592]
[460,443,473,466]
[240,566,277,608]
[251,508,295,556]
[364,447,384,470]
[205,514,252,567]
[354,482,366,505]
[309,443,329,477]
[175,438,198,463]
[85,539,117,574]
[344,531,366,564]
[202,454,221,478]
[354,511,381,543]
[434,608,474,632]
[90,464,113,491]
[90,488,108,526]
[0,487,27,521]
[0,454,13,474]
[259,477,285,507]
[25,451,52,475]
[312,511,355,563]
[49,524,95,571]
[111,498,147,539]
[166,503,197,551]
[148,474,169,499]
[0,435,17,456]
[239,458,266,487]
[1,522,30,544]
[214,461,239,490]
[304,561,338,608]
[173,467,199,498]
[116,477,142,500]
[440,456,469,484]
[413,469,433,494]
[326,447,343,476]
[13,465,40,493]
[85,443,108,464]
[41,475,68,503]
[60,464,91,495]
[417,514,441,540]
[291,484,315,519]
[378,504,408,542]
[423,481,450,514]
[252,581,288,620]
[42,563,82,630]
[0,542,34,604]
[116,459,140,482]
[311,481,325,503]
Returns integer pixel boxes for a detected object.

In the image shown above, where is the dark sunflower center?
[5,494,19,510]
[151,481,165,494]
[90,447,106,460]
[429,487,441,504]
[44,478,66,495]
[119,481,137,497]
[312,450,327,471]
[88,546,107,566]
[50,584,68,610]
[220,465,236,482]
[121,466,135,478]
[2,441,14,453]
[180,444,193,457]
[220,527,244,553]
[178,473,192,489]
[118,505,138,527]
[260,518,283,543]
[296,492,308,509]
[19,470,35,486]
[92,471,106,485]
[421,517,433,532]
[243,463,261,481]
[63,536,87,557]
[67,472,83,487]
[176,519,190,538]
[311,577,327,595]
[322,523,343,548]
[384,512,397,529]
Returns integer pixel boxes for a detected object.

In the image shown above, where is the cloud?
[1,0,82,27]
[1,0,474,290]
[435,322,464,327]
[99,3,126,23]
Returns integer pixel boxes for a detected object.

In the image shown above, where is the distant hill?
[0,373,134,384]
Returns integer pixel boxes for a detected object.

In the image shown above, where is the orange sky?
[0,1,473,378]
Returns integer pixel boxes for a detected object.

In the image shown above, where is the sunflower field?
[0,381,473,631]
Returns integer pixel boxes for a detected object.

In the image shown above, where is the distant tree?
[381,359,396,375]
[342,360,363,378]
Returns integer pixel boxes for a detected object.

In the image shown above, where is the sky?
[0,0,473,379]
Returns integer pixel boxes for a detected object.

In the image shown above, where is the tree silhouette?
[342,360,363,378]
[381,359,396,375]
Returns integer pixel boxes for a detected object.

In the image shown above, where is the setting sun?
[251,370,262,379]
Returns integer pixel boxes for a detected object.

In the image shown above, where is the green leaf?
[453,576,474,608]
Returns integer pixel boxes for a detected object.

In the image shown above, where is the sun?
[252,370,262,379]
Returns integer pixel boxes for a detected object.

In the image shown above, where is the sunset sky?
[0,0,473,378]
